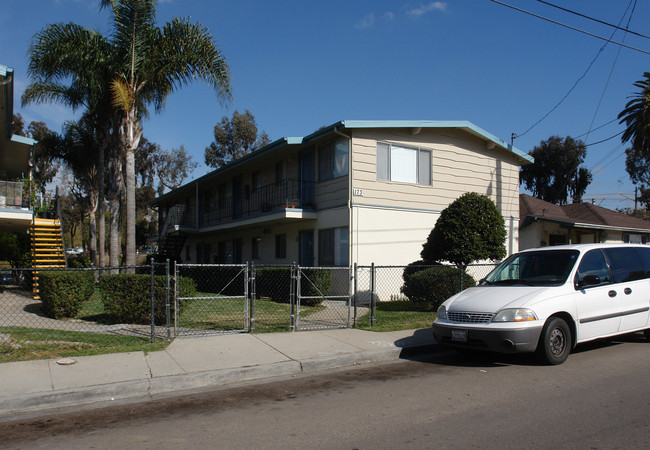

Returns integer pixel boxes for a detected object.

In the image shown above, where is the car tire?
[537,317,571,365]
[644,329,650,342]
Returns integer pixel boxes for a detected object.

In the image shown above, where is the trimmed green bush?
[39,270,95,319]
[100,274,197,325]
[401,266,475,311]
[255,267,331,306]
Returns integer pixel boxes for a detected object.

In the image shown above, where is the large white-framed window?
[376,142,432,185]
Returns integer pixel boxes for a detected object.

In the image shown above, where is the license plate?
[451,329,468,342]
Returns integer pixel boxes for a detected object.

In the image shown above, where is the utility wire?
[535,0,650,40]
[491,0,650,55]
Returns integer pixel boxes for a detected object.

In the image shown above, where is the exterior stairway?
[31,217,67,300]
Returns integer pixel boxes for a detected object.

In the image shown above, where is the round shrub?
[100,274,197,325]
[255,267,331,306]
[401,266,475,311]
[39,270,95,319]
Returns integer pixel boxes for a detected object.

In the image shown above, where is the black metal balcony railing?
[0,180,28,209]
[163,179,315,230]
[200,179,314,227]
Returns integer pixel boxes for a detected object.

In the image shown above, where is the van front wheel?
[537,317,571,365]
[643,329,650,341]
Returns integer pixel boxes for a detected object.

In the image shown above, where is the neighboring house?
[519,194,650,249]
[152,120,532,267]
[0,64,34,232]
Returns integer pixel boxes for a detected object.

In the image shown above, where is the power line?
[535,0,650,40]
[490,0,650,55]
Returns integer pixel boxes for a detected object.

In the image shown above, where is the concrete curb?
[0,346,422,419]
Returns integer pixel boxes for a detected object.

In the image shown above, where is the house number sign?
[353,188,363,196]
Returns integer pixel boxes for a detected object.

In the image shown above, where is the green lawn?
[356,300,437,332]
[179,295,324,333]
[0,327,169,363]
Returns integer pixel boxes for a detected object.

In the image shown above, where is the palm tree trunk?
[88,189,99,266]
[125,148,136,267]
[98,145,106,268]
[109,196,120,270]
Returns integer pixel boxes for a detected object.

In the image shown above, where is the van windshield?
[482,250,580,286]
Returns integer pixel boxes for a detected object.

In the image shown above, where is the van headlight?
[437,305,447,320]
[492,308,537,322]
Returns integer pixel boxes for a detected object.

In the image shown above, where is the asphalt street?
[2,332,649,449]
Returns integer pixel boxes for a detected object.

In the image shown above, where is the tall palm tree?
[22,22,120,268]
[101,0,231,266]
[619,72,650,155]
[61,117,102,265]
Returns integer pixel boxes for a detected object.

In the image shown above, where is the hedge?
[401,265,475,311]
[256,267,331,306]
[100,274,196,325]
[39,270,95,319]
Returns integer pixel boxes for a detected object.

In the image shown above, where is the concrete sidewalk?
[0,328,437,419]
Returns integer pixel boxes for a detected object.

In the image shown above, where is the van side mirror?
[576,274,600,289]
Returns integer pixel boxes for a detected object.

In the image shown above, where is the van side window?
[603,247,646,283]
[635,247,650,278]
[575,250,611,288]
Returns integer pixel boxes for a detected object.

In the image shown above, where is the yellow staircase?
[31,217,67,300]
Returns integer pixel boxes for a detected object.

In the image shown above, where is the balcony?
[163,179,316,232]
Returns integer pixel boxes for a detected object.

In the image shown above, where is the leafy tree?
[154,145,199,195]
[420,192,507,267]
[0,231,31,268]
[205,110,270,168]
[619,73,650,207]
[520,136,592,205]
[11,115,61,198]
[102,0,232,268]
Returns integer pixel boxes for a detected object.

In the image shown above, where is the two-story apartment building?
[153,120,532,267]
[0,64,34,233]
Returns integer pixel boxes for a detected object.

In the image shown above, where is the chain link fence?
[353,263,500,327]
[1,261,501,352]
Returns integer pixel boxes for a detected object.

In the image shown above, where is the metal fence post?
[150,262,155,343]
[173,260,178,333]
[295,264,302,331]
[353,263,358,327]
[249,262,256,332]
[370,262,376,327]
[289,264,296,331]
[165,259,171,340]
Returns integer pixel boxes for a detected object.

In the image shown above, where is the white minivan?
[432,244,650,364]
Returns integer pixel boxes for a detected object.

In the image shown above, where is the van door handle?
[624,288,632,295]
[608,290,617,298]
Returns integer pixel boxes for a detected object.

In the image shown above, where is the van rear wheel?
[537,317,571,365]
[644,329,650,341]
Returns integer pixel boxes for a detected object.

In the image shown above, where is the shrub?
[420,192,506,266]
[100,274,196,325]
[401,266,475,311]
[256,267,331,306]
[68,254,92,268]
[39,270,95,319]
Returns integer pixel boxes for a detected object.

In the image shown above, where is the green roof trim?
[153,119,530,204]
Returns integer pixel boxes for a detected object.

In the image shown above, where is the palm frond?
[110,75,134,111]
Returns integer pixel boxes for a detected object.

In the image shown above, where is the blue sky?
[1,0,649,209]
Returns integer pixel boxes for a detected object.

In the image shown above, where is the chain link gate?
[294,266,352,331]
[173,263,249,336]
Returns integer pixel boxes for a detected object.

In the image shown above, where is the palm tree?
[22,22,120,268]
[101,0,232,266]
[619,72,650,155]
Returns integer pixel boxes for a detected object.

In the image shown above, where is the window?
[575,249,611,287]
[318,227,349,266]
[319,140,348,182]
[252,237,261,260]
[603,247,646,283]
[275,234,286,259]
[377,142,432,185]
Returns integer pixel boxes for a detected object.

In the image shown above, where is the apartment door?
[299,230,314,267]
[300,148,315,208]
[232,175,243,219]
